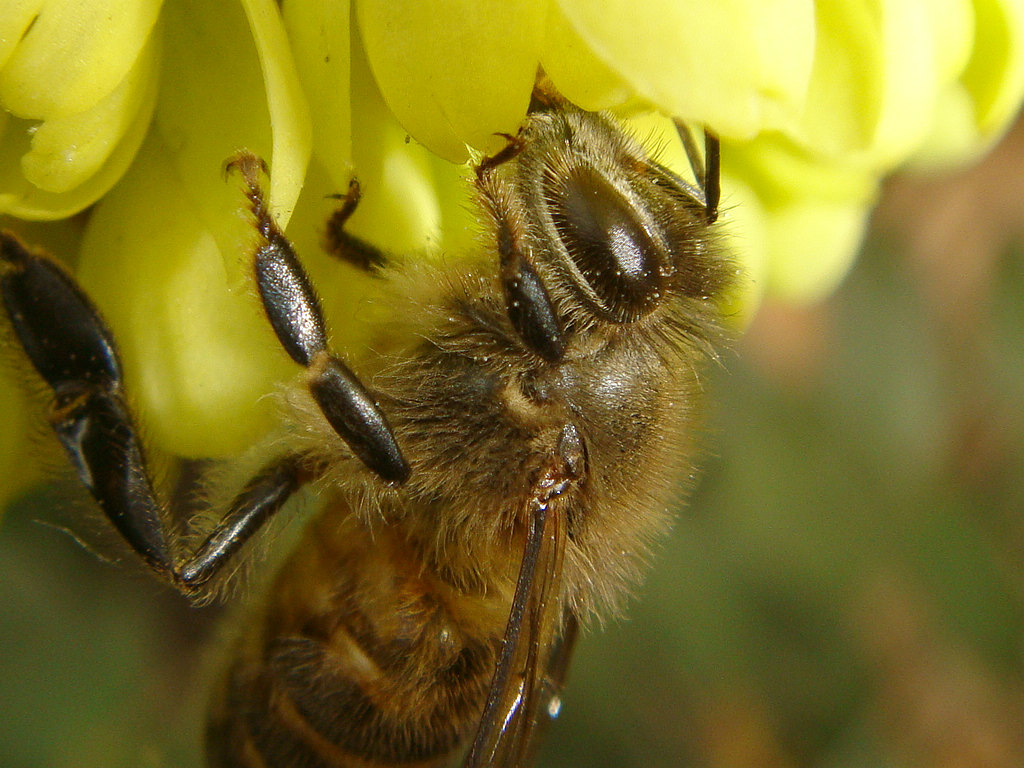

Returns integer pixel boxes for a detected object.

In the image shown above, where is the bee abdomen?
[206,511,503,768]
[207,639,493,768]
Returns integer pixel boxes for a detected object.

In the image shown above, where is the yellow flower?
[1,0,1023,494]
[721,0,1024,303]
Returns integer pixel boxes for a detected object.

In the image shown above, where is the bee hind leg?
[227,152,410,485]
[0,231,310,598]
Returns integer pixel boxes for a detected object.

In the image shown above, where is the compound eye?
[551,167,666,322]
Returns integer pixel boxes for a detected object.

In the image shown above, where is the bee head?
[513,106,729,328]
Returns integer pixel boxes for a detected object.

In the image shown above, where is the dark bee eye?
[551,167,666,322]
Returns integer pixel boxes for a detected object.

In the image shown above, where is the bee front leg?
[228,153,410,485]
[0,232,311,598]
[475,145,566,364]
[673,122,720,224]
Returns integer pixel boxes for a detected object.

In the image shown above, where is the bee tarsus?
[323,177,389,272]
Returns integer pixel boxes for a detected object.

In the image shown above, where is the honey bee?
[0,88,732,767]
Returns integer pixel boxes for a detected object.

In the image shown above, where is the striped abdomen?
[205,501,512,768]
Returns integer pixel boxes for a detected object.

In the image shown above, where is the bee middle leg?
[0,232,313,597]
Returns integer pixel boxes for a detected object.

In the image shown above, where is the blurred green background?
[2,121,1024,767]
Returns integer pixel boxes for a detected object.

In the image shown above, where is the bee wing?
[513,608,580,768]
[463,496,572,768]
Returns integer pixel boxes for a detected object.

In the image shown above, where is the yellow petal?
[356,0,546,162]
[716,171,768,327]
[867,0,945,167]
[763,198,872,303]
[0,0,163,119]
[961,0,1024,138]
[63,0,314,457]
[722,130,880,303]
[283,37,458,354]
[345,32,443,257]
[909,0,1024,168]
[282,0,353,184]
[540,7,635,112]
[429,152,480,256]
[0,60,155,219]
[156,0,309,278]
[723,132,877,208]
[907,82,988,168]
[75,135,293,458]
[283,9,479,353]
[20,31,159,194]
[544,0,815,140]
[799,0,938,166]
[240,0,312,224]
[0,0,45,73]
[928,0,976,84]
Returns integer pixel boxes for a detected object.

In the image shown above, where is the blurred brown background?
[2,118,1024,767]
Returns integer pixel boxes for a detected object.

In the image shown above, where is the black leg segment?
[324,179,388,272]
[0,233,121,390]
[309,355,410,484]
[476,139,566,364]
[673,121,720,225]
[702,130,720,225]
[254,233,329,368]
[228,152,410,485]
[1,232,173,573]
[178,454,305,588]
[497,237,564,363]
[0,231,311,598]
